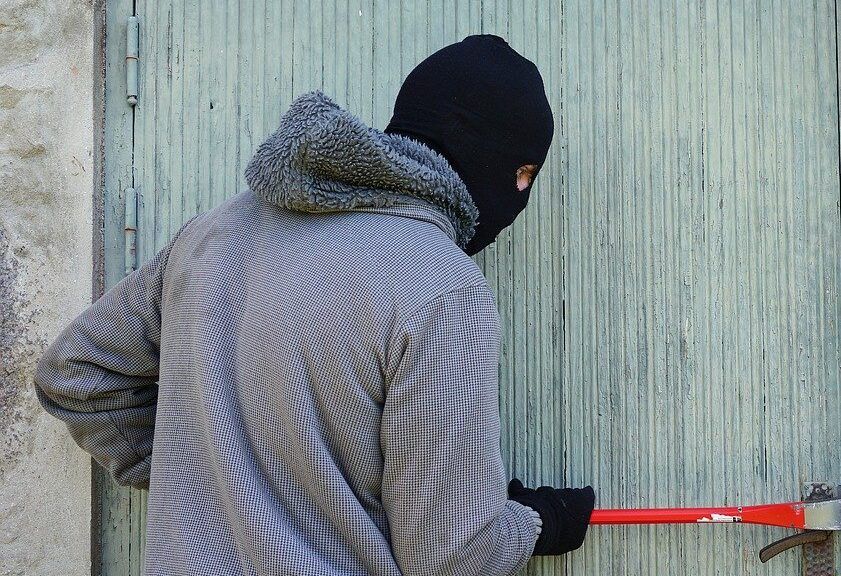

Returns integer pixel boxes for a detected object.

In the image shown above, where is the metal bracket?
[802,483,836,576]
[757,482,837,573]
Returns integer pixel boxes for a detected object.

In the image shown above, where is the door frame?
[94,0,145,574]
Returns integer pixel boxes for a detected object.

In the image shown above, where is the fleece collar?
[244,89,479,249]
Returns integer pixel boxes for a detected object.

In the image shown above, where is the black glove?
[507,478,595,556]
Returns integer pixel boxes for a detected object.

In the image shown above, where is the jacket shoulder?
[361,216,493,323]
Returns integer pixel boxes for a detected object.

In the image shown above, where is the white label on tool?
[697,514,742,523]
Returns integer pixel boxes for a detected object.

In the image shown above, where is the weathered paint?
[102,0,840,573]
[697,514,742,524]
[98,0,145,574]
[554,1,840,573]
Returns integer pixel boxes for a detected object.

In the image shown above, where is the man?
[34,34,594,575]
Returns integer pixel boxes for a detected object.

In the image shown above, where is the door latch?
[758,482,836,574]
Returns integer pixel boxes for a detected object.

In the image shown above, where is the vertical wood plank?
[99,1,145,575]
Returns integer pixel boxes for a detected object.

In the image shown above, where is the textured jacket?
[34,89,539,575]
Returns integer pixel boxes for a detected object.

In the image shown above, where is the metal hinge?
[126,16,139,106]
[124,187,137,275]
[125,15,139,273]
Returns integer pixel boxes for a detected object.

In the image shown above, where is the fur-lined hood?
[244,89,479,249]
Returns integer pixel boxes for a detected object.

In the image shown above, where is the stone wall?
[0,0,95,574]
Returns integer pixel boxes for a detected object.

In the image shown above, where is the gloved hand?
[507,478,595,555]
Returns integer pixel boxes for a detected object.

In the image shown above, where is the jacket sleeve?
[380,283,538,576]
[33,218,194,490]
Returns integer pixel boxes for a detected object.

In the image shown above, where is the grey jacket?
[34,89,539,575]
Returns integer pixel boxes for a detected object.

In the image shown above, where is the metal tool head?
[802,499,841,531]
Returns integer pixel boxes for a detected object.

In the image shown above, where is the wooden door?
[102,1,840,573]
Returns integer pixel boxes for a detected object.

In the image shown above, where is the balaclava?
[384,34,555,255]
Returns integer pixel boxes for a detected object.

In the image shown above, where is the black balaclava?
[383,34,555,255]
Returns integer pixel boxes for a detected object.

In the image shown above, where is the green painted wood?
[103,1,840,573]
[552,2,840,574]
[99,1,147,575]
